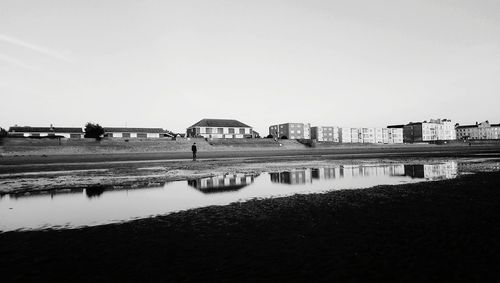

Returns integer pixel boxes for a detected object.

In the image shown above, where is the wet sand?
[1,171,500,282]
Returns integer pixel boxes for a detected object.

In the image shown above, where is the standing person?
[191,142,197,161]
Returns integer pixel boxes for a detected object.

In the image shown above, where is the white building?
[339,127,403,144]
[103,127,171,138]
[339,128,352,143]
[403,119,456,142]
[187,119,253,139]
[8,126,84,138]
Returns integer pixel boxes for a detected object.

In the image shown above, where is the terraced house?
[455,121,500,140]
[186,119,253,139]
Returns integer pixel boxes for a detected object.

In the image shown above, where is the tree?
[0,127,7,138]
[84,122,104,139]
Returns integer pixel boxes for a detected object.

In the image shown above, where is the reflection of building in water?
[10,188,85,199]
[311,168,336,179]
[339,165,405,178]
[187,174,255,193]
[404,162,457,179]
[270,170,312,185]
[271,165,406,184]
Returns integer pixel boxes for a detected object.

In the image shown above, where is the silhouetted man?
[191,142,197,161]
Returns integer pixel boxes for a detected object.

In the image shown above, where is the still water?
[0,161,464,231]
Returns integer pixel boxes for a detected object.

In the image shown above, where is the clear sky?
[1,0,499,134]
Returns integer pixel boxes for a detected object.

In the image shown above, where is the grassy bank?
[1,171,500,282]
[3,137,499,157]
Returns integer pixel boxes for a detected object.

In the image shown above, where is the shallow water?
[0,159,495,232]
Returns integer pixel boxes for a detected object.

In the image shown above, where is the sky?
[1,0,499,134]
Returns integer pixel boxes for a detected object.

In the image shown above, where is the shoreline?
[2,171,500,281]
[1,155,499,194]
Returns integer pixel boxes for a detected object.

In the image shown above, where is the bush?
[265,134,274,139]
[84,122,104,140]
[0,127,7,138]
[281,135,288,139]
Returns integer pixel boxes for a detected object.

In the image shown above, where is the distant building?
[339,127,403,144]
[403,119,456,143]
[339,127,352,143]
[103,127,171,138]
[456,121,500,140]
[310,126,339,142]
[8,126,84,138]
[269,123,311,139]
[186,119,253,139]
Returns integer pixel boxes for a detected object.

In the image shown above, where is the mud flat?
[1,171,500,282]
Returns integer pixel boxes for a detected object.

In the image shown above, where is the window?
[137,133,147,138]
[70,134,81,139]
[239,128,245,134]
[229,128,235,134]
[218,128,223,134]
[206,128,213,134]
[122,133,130,138]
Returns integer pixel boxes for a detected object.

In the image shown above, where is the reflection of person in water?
[191,142,197,161]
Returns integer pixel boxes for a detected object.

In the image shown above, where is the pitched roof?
[188,119,252,128]
[8,126,83,133]
[103,127,167,133]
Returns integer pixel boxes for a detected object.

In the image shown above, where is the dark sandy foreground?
[2,172,500,282]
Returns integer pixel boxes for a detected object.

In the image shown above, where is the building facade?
[456,121,500,140]
[103,127,170,138]
[269,123,311,139]
[310,126,339,142]
[187,119,253,139]
[338,127,403,144]
[403,119,456,143]
[8,126,84,138]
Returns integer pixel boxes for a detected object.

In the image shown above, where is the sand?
[1,171,499,282]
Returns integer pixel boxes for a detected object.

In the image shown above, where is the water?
[0,160,478,232]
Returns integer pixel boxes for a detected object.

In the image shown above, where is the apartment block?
[456,121,500,140]
[310,126,339,142]
[339,127,403,144]
[269,123,311,139]
[403,119,456,143]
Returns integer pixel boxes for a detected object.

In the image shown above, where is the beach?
[1,171,500,282]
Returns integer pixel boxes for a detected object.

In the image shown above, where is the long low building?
[187,119,253,139]
[8,126,84,138]
[103,127,172,138]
